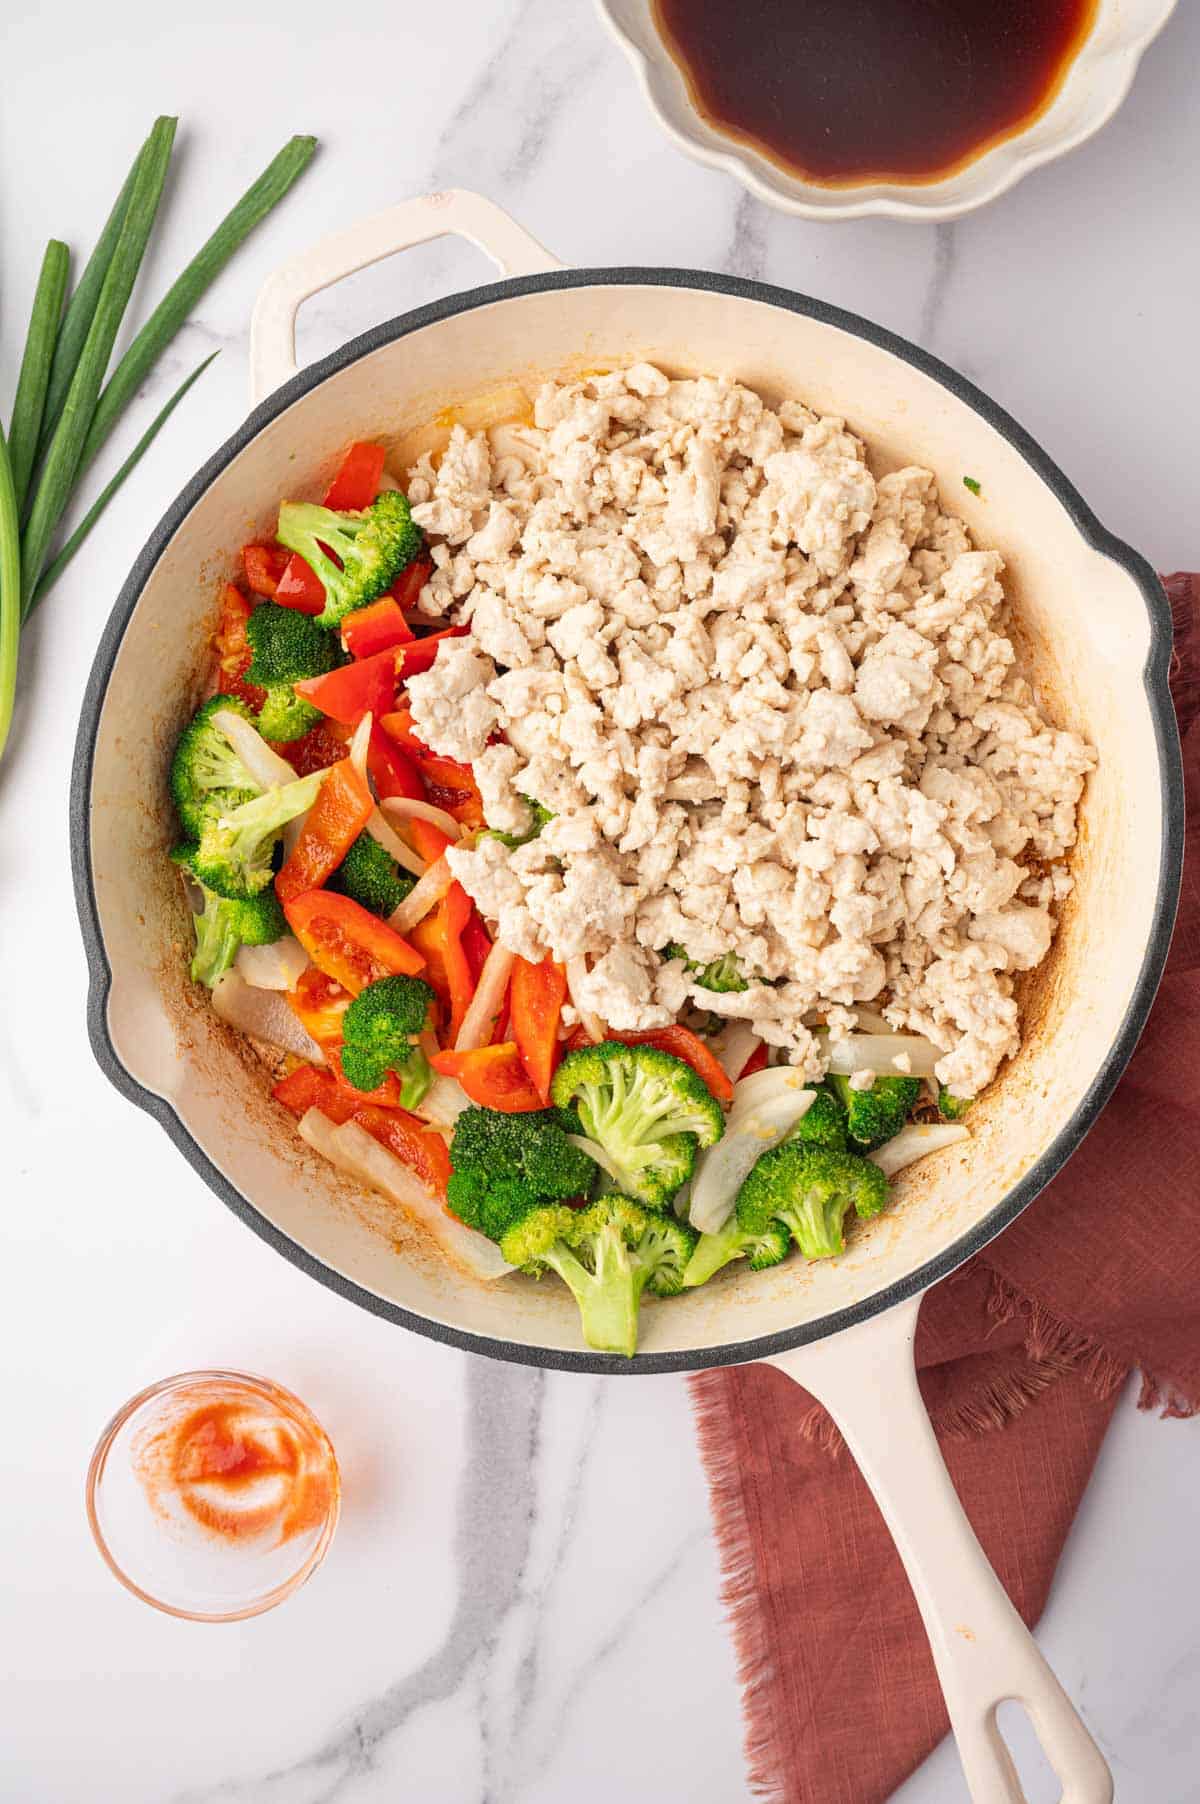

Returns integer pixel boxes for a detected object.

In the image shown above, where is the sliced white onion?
[455,943,516,1053]
[211,708,295,791]
[394,386,532,477]
[564,956,606,1044]
[388,854,453,934]
[869,1123,970,1177]
[689,1070,816,1235]
[380,794,463,841]
[450,383,531,434]
[365,808,427,877]
[211,971,325,1063]
[234,935,309,991]
[847,1008,894,1034]
[714,1021,760,1083]
[825,1033,942,1079]
[297,1109,513,1281]
[411,1073,474,1130]
[347,711,372,778]
[723,1066,812,1115]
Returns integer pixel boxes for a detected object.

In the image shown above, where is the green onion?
[963,475,982,496]
[8,241,70,513]
[1,120,317,769]
[36,164,137,460]
[31,351,219,610]
[20,117,176,616]
[79,134,318,480]
[0,426,21,761]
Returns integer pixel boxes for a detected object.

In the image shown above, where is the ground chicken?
[409,366,1095,1096]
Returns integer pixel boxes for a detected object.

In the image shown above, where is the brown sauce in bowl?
[652,0,1099,187]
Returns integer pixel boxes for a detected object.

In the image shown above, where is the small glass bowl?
[86,1370,340,1621]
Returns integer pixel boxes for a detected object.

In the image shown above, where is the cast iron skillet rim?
[71,266,1185,1376]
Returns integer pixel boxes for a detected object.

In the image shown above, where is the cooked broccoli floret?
[245,602,337,685]
[185,882,287,988]
[245,602,339,743]
[339,974,436,1093]
[169,695,260,839]
[938,1086,974,1121]
[331,832,415,918]
[276,490,424,630]
[500,1196,697,1357]
[826,1072,921,1151]
[551,1041,725,1209]
[255,687,321,743]
[663,944,748,994]
[737,1142,889,1261]
[188,768,325,899]
[486,797,554,850]
[682,1215,791,1288]
[788,1085,848,1150]
[446,1105,597,1241]
[633,1207,699,1297]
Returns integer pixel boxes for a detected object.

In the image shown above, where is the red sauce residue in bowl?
[652,0,1099,187]
[135,1395,336,1547]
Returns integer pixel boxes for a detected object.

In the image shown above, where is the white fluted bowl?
[597,0,1177,221]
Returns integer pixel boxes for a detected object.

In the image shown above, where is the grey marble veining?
[3,0,1199,1799]
[916,225,958,353]
[174,1362,546,1804]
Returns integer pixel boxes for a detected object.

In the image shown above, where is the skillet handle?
[767,1296,1112,1803]
[248,190,562,405]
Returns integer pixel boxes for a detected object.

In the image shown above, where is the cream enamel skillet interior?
[73,194,1181,1800]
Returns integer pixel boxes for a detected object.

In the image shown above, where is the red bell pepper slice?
[278,719,350,777]
[407,817,455,865]
[325,1047,413,1109]
[440,883,475,1043]
[274,442,388,615]
[431,1042,545,1113]
[342,596,415,659]
[276,759,375,903]
[603,1025,735,1104]
[379,704,425,751]
[354,1105,453,1201]
[380,711,485,826]
[366,726,424,802]
[395,624,470,680]
[271,1067,451,1200]
[287,966,352,1048]
[284,890,425,994]
[461,911,492,984]
[381,707,473,780]
[409,881,474,1041]
[389,556,432,615]
[739,1041,768,1079]
[274,554,327,615]
[510,956,566,1105]
[323,441,386,510]
[423,770,486,830]
[294,647,399,728]
[212,583,266,711]
[271,1062,359,1124]
[241,543,290,598]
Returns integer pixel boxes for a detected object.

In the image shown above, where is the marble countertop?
[3,2,1198,1798]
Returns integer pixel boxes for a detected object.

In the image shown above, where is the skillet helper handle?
[248,189,562,405]
[768,1296,1112,1804]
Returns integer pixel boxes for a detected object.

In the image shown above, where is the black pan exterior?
[71,269,1185,1375]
